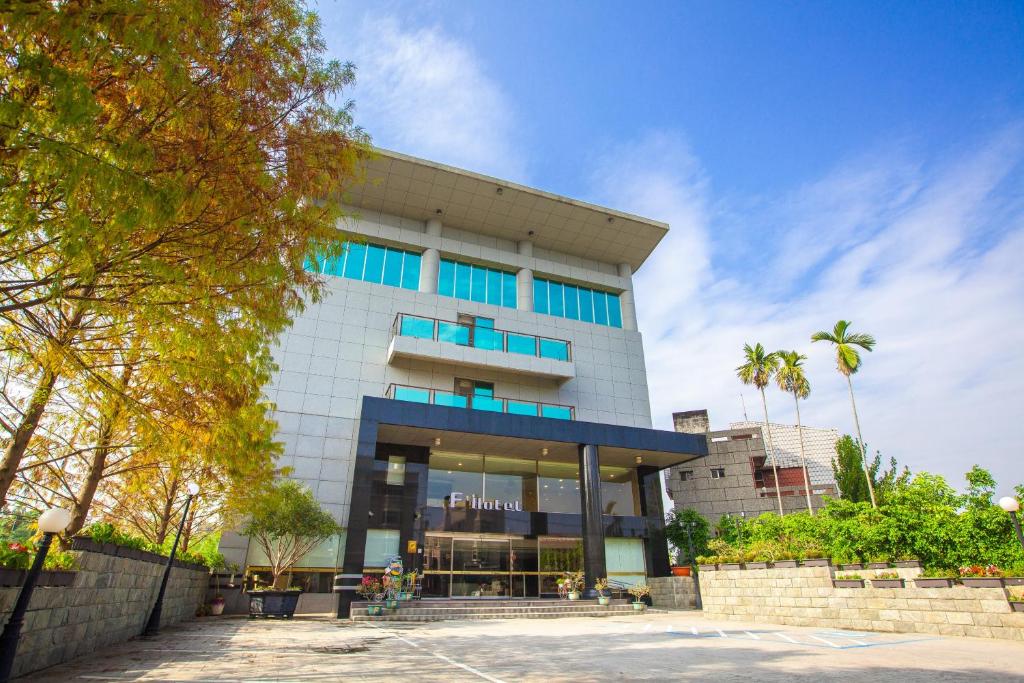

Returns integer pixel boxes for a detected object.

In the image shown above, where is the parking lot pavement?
[22,611,1024,682]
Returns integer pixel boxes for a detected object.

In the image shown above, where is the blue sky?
[316,0,1024,494]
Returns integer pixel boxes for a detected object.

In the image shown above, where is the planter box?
[697,564,717,572]
[70,537,103,553]
[719,563,742,571]
[1010,601,1024,613]
[866,562,890,569]
[0,568,76,587]
[871,578,905,588]
[671,566,692,577]
[801,558,831,567]
[248,590,302,618]
[1002,577,1024,586]
[839,563,863,571]
[745,562,769,569]
[960,577,1004,588]
[0,567,26,587]
[833,579,865,588]
[894,560,921,568]
[773,560,798,568]
[914,578,955,588]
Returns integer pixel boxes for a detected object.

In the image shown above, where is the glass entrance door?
[451,538,510,597]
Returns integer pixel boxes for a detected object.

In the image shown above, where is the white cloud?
[342,15,527,182]
[591,128,1024,496]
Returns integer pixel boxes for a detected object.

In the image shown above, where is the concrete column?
[617,262,638,331]
[578,443,607,598]
[516,240,534,311]
[419,218,443,293]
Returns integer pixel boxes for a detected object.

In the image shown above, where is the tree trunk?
[180,497,198,553]
[846,374,878,508]
[0,367,58,508]
[794,392,813,515]
[759,388,784,516]
[155,477,180,547]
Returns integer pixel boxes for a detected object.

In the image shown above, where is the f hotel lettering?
[447,491,523,512]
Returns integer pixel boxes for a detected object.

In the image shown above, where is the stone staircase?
[350,598,642,622]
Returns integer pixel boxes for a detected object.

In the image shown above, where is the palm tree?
[776,351,813,515]
[736,343,784,515]
[811,320,878,508]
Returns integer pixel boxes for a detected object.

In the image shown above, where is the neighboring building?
[666,409,838,525]
[219,149,706,615]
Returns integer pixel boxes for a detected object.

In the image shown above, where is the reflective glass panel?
[600,466,636,516]
[486,268,502,305]
[539,339,569,361]
[382,247,403,287]
[386,455,406,486]
[437,321,470,345]
[325,252,345,277]
[564,284,579,320]
[439,259,455,297]
[538,461,580,513]
[539,537,583,573]
[394,386,430,403]
[541,405,573,420]
[593,290,609,325]
[454,262,472,299]
[470,265,486,303]
[605,538,646,587]
[427,453,483,507]
[343,242,366,279]
[578,288,594,323]
[607,293,623,328]
[473,326,503,351]
[363,244,385,284]
[400,251,420,290]
[506,333,536,356]
[506,400,539,417]
[363,529,400,569]
[533,278,549,314]
[434,391,468,408]
[471,395,504,412]
[400,315,434,339]
[502,272,517,308]
[549,282,564,317]
[484,456,538,511]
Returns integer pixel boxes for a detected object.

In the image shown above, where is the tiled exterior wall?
[649,575,699,609]
[0,550,207,678]
[700,566,1024,641]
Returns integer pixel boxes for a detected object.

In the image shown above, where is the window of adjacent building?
[600,466,637,516]
[679,470,694,481]
[711,467,726,479]
[438,258,517,308]
[533,277,623,328]
[306,241,421,290]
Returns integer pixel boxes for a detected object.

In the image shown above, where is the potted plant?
[595,577,611,606]
[357,575,384,616]
[564,570,584,600]
[893,556,921,569]
[1002,564,1024,586]
[628,583,650,610]
[242,481,343,618]
[210,595,226,615]
[695,555,717,571]
[799,544,831,567]
[866,555,890,570]
[773,550,799,569]
[870,571,905,588]
[914,569,957,588]
[833,573,865,588]
[958,564,1004,588]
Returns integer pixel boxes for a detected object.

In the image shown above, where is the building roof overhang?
[342,148,670,272]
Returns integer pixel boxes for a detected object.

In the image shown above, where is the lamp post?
[0,508,72,682]
[999,496,1024,552]
[143,481,200,637]
[683,521,703,610]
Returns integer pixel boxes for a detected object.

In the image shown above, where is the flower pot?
[801,558,831,567]
[833,579,865,588]
[1002,577,1024,586]
[671,566,691,577]
[773,560,798,568]
[568,591,580,601]
[870,579,905,588]
[866,562,890,569]
[598,596,610,606]
[248,590,302,618]
[367,604,383,616]
[1010,601,1024,613]
[385,599,399,609]
[914,578,955,588]
[210,600,225,616]
[894,560,921,568]
[839,563,863,571]
[961,577,1003,588]
[632,602,645,611]
[745,562,769,570]
[719,563,742,571]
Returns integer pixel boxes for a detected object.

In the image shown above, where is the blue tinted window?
[400,316,434,339]
[400,251,420,290]
[578,288,594,323]
[549,282,564,317]
[541,405,573,420]
[343,243,366,279]
[502,272,517,308]
[438,321,470,345]
[382,248,403,287]
[325,251,345,277]
[454,262,471,299]
[593,290,608,325]
[607,294,623,328]
[486,269,502,305]
[473,382,494,398]
[439,259,455,297]
[435,392,468,408]
[395,386,430,403]
[564,285,579,320]
[470,266,486,302]
[539,339,569,361]
[472,396,503,412]
[507,334,535,355]
[507,401,539,417]
[534,279,549,314]
[363,244,385,284]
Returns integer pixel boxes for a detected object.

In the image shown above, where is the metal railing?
[385,383,575,420]
[391,313,572,362]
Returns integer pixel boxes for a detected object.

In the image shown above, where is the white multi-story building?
[219,150,705,615]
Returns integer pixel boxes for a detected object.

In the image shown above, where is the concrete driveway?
[21,611,1024,682]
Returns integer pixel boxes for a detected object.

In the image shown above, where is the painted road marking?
[809,635,839,648]
[775,632,799,643]
[744,631,760,640]
[365,622,506,683]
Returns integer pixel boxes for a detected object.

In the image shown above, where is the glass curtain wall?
[534,277,623,328]
[306,241,421,290]
[438,258,517,308]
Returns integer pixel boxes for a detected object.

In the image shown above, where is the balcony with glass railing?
[386,313,575,381]
[385,383,575,420]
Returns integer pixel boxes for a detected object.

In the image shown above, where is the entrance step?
[350,599,644,622]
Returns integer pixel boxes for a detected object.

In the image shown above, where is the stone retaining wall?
[700,566,1024,641]
[649,575,698,609]
[0,549,208,678]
